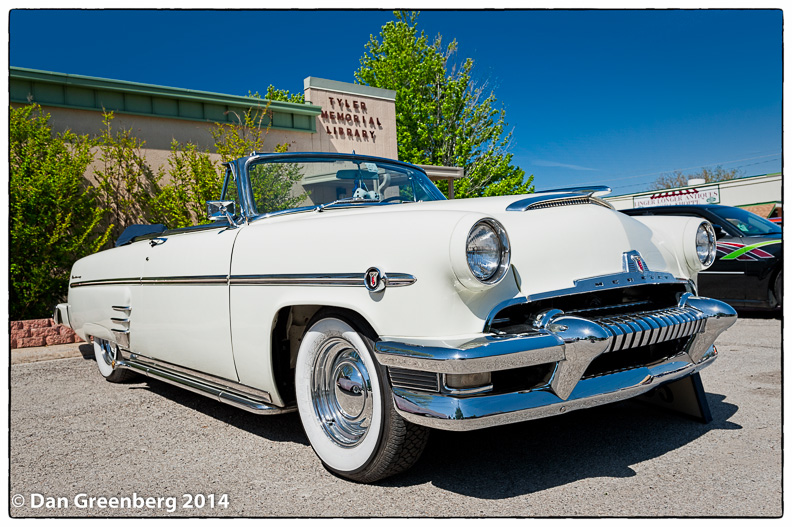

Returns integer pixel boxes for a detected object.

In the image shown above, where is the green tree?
[149,140,223,228]
[94,111,159,242]
[211,97,306,213]
[9,105,112,319]
[211,99,273,162]
[355,11,533,198]
[651,166,742,190]
[264,85,305,104]
[246,143,307,214]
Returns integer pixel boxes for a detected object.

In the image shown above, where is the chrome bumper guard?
[374,295,736,431]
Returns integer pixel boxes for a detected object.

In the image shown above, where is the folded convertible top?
[115,224,166,247]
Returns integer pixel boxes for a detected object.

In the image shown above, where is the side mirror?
[207,200,237,227]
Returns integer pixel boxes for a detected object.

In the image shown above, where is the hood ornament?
[623,250,649,273]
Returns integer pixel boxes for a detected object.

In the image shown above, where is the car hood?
[250,193,692,297]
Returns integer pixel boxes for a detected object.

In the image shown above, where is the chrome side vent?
[388,367,440,392]
[111,305,131,348]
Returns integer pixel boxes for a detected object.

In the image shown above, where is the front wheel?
[295,316,429,483]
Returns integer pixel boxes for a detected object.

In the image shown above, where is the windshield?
[244,156,446,216]
[717,207,782,236]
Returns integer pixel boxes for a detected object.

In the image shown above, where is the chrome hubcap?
[311,337,373,447]
[97,339,117,367]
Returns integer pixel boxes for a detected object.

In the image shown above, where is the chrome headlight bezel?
[466,218,511,286]
[684,219,718,271]
[695,222,717,267]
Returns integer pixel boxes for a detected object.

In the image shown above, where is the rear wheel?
[294,316,429,483]
[93,338,137,383]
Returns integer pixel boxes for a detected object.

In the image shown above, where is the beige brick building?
[10,67,462,194]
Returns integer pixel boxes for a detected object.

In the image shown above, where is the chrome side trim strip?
[116,352,295,415]
[384,273,419,287]
[71,273,417,288]
[229,273,417,288]
[231,274,362,286]
[144,275,227,285]
[71,276,227,288]
[70,278,141,288]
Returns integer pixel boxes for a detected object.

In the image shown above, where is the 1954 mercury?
[55,152,737,482]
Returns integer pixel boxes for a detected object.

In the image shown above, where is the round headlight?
[695,222,717,267]
[466,219,510,284]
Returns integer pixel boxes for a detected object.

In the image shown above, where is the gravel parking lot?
[9,314,782,517]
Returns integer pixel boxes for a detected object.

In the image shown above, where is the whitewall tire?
[295,315,429,482]
[93,338,137,383]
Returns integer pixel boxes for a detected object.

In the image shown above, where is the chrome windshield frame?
[236,152,446,221]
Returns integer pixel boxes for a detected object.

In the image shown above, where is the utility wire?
[610,156,781,192]
[574,152,781,187]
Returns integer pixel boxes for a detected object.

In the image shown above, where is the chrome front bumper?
[373,295,737,431]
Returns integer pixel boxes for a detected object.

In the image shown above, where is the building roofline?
[304,77,396,101]
[10,66,322,132]
[11,67,323,116]
[610,172,782,199]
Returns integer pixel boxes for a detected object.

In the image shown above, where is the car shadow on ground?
[131,376,310,446]
[76,343,94,359]
[383,392,740,498]
[79,346,740,497]
[736,308,782,320]
[76,345,308,446]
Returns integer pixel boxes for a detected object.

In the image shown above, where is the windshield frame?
[230,152,446,220]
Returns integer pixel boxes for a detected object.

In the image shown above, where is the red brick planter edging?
[9,318,84,349]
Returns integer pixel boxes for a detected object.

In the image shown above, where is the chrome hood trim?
[507,186,614,212]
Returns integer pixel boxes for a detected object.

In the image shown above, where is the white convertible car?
[56,152,737,482]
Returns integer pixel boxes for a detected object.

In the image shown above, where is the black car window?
[716,208,781,236]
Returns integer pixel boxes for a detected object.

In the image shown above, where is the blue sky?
[9,8,783,195]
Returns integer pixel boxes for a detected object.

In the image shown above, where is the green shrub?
[9,105,111,320]
[93,111,159,243]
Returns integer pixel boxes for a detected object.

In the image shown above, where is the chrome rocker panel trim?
[374,295,736,428]
[391,346,718,432]
[115,352,295,415]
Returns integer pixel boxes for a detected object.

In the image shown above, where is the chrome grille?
[388,367,440,392]
[593,307,706,353]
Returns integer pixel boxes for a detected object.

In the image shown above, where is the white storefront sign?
[633,186,721,208]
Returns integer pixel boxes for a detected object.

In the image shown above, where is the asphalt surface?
[8,314,782,517]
